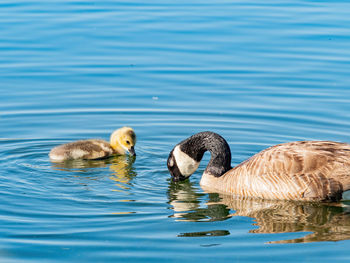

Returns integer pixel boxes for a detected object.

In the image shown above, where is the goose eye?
[126,140,130,145]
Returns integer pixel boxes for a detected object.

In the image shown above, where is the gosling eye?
[126,140,130,145]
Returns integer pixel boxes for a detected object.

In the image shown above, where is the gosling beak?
[128,146,136,156]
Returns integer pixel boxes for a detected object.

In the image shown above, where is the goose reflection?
[168,180,350,243]
[167,180,231,222]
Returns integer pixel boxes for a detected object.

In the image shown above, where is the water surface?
[1,0,350,262]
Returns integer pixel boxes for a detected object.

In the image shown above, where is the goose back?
[204,141,350,201]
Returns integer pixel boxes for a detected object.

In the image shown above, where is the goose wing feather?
[225,141,350,201]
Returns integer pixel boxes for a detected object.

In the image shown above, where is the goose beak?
[128,146,136,156]
[169,167,187,182]
[171,174,187,182]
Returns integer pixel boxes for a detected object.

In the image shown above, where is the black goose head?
[167,132,232,182]
[167,143,202,182]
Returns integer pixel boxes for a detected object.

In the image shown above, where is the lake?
[1,0,350,262]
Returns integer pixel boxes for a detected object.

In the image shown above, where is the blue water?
[1,0,350,262]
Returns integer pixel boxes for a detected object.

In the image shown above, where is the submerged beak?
[128,146,136,156]
[171,174,187,182]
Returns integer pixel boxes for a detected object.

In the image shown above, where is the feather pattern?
[49,127,136,162]
[201,141,350,201]
[49,139,114,161]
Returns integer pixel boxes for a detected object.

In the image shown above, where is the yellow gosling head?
[110,127,137,156]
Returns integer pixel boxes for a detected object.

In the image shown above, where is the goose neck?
[181,132,232,177]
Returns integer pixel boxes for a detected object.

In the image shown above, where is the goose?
[49,127,136,162]
[167,131,350,201]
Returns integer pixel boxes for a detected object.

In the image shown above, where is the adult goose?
[167,131,350,201]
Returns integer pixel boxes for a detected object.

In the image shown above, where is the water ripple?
[2,0,350,262]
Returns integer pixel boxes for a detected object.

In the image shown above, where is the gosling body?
[49,127,136,162]
[167,132,350,201]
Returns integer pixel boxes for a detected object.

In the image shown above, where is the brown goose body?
[201,140,350,201]
[167,132,350,201]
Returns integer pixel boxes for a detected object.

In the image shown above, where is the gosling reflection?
[168,181,350,243]
[51,155,134,170]
[109,156,137,191]
[52,155,137,190]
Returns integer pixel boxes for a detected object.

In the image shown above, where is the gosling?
[49,127,136,162]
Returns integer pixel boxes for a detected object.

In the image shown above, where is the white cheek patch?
[168,158,174,167]
[173,145,200,177]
